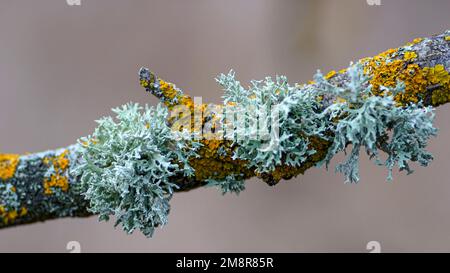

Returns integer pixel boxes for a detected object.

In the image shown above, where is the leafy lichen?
[314,64,437,182]
[206,174,246,195]
[217,63,437,184]
[216,71,325,176]
[73,103,200,237]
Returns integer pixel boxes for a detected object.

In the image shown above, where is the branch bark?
[1,30,450,229]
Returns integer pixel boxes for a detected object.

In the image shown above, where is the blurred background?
[1,0,450,252]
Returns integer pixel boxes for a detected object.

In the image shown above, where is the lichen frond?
[216,71,324,175]
[206,174,246,195]
[72,103,200,237]
[314,64,437,183]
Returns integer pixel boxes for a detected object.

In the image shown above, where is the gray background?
[1,0,450,252]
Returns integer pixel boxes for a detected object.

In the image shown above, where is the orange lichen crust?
[43,150,70,195]
[190,140,254,181]
[173,98,255,181]
[325,70,337,80]
[360,38,450,107]
[158,79,179,104]
[0,206,27,225]
[0,154,20,181]
[139,68,188,110]
[43,174,69,195]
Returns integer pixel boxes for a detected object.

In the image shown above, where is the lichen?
[0,154,20,180]
[404,51,418,61]
[360,39,450,107]
[73,103,200,237]
[0,182,21,224]
[43,150,70,195]
[314,64,437,182]
[189,140,253,181]
[216,71,325,178]
[139,67,187,109]
[206,174,246,195]
[3,31,449,234]
[0,146,90,228]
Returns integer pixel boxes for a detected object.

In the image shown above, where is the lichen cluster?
[206,174,246,195]
[314,64,437,182]
[212,64,437,184]
[0,154,23,224]
[74,60,436,236]
[216,71,324,175]
[73,103,200,237]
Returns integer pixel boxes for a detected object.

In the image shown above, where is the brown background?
[1,0,450,252]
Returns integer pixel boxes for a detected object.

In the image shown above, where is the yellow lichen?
[404,51,418,62]
[189,140,254,181]
[0,154,20,180]
[0,206,27,225]
[140,79,149,87]
[445,36,450,41]
[339,68,347,74]
[141,75,189,110]
[424,64,450,105]
[360,45,450,106]
[186,102,255,180]
[43,150,70,195]
[159,79,178,101]
[325,70,337,80]
[43,174,69,195]
[19,207,27,217]
[406,37,423,46]
[0,205,18,224]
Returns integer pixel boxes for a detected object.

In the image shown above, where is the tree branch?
[1,30,450,233]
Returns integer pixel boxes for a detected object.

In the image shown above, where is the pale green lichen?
[217,63,437,184]
[206,174,246,195]
[0,182,20,224]
[3,31,449,234]
[216,71,325,175]
[314,64,437,183]
[71,63,438,237]
[73,103,200,237]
